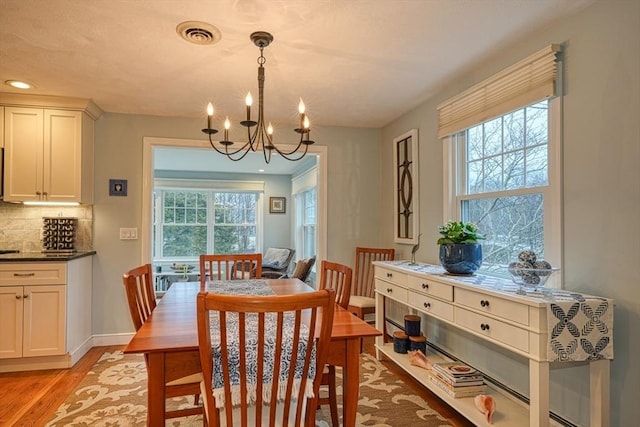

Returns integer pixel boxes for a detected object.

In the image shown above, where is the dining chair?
[122,264,203,420]
[196,288,336,427]
[348,247,395,322]
[317,260,353,427]
[348,247,395,353]
[199,253,263,287]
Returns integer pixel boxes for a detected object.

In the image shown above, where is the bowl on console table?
[508,266,559,292]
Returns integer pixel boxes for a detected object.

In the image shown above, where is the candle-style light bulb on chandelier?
[202,31,314,163]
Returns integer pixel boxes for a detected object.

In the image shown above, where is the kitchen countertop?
[0,251,96,262]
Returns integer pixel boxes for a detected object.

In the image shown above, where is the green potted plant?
[437,221,485,275]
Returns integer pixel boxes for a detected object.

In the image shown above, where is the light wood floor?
[0,338,473,426]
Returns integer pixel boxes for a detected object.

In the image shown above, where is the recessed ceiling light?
[5,80,33,89]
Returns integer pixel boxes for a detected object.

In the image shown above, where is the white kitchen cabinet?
[0,256,93,372]
[0,93,101,204]
[374,261,611,427]
[0,284,66,359]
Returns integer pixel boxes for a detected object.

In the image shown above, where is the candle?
[206,102,214,129]
[267,122,273,135]
[224,116,230,140]
[298,98,306,129]
[245,92,253,121]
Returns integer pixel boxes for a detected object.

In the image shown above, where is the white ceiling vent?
[176,21,221,45]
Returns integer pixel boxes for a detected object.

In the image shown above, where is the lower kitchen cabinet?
[0,256,92,372]
[0,285,66,359]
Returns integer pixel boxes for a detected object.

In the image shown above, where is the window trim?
[141,137,328,266]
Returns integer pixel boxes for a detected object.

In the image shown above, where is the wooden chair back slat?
[122,264,156,331]
[197,289,335,427]
[199,254,263,288]
[354,247,395,298]
[318,260,353,310]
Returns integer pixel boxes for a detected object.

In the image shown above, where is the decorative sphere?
[534,260,552,274]
[518,250,537,263]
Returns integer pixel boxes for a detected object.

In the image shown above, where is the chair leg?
[328,365,339,427]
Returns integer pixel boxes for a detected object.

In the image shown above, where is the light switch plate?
[119,227,138,240]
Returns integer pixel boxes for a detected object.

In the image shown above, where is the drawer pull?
[23,294,29,298]
[480,323,490,331]
[423,302,431,309]
[421,283,429,290]
[13,272,36,277]
[480,300,490,307]
[386,288,393,293]
[16,295,22,299]
[386,272,393,278]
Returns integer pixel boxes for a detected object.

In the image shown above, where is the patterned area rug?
[46,350,453,426]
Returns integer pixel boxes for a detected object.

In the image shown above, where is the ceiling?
[0,0,593,173]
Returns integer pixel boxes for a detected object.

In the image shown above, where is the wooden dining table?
[124,279,382,426]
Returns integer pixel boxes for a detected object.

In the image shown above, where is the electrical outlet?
[119,227,138,240]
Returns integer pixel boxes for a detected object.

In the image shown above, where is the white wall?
[91,113,382,336]
[380,2,639,426]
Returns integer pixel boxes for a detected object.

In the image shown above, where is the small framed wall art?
[109,179,128,197]
[269,197,286,214]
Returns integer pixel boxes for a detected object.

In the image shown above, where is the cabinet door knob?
[23,294,29,299]
[480,300,490,307]
[423,302,431,309]
[480,323,490,331]
[16,295,22,299]
[422,283,429,290]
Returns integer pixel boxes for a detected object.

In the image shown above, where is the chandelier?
[201,31,314,163]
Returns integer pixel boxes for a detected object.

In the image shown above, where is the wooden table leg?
[147,352,166,426]
[342,337,360,427]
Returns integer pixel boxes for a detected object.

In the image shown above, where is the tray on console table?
[373,260,613,427]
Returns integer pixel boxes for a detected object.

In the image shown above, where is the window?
[440,45,562,281]
[447,100,560,273]
[153,188,260,260]
[296,187,317,259]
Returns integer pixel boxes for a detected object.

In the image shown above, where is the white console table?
[374,260,612,427]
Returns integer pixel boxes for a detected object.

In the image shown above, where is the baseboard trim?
[91,333,135,347]
[69,336,94,365]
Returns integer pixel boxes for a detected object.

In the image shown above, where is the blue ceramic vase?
[439,243,482,275]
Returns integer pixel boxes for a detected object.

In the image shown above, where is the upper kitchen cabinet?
[0,94,102,204]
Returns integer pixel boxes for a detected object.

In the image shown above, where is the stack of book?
[428,361,486,398]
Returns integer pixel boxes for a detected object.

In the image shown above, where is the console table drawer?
[375,279,407,303]
[375,266,407,285]
[455,287,529,325]
[408,290,454,321]
[454,307,530,353]
[407,276,453,301]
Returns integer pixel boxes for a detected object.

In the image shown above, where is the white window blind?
[437,44,561,138]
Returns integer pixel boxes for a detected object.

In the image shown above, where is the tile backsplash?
[0,202,93,252]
